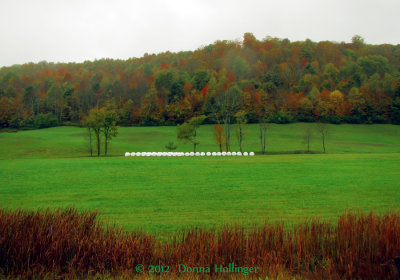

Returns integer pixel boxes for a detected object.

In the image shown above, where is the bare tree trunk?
[193,128,197,153]
[259,122,267,154]
[104,140,108,156]
[96,133,101,157]
[263,126,267,154]
[238,124,243,153]
[227,123,230,152]
[224,117,229,152]
[259,125,263,153]
[316,122,328,153]
[88,127,93,157]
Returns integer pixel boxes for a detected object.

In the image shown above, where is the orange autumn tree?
[213,124,225,152]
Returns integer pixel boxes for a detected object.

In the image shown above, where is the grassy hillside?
[1,123,400,159]
[0,123,399,235]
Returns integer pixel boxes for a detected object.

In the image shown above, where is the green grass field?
[1,123,400,235]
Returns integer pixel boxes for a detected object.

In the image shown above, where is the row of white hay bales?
[124,151,255,157]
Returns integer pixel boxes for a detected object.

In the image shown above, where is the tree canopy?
[1,34,400,129]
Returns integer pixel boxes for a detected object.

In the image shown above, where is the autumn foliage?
[1,34,400,129]
[1,208,400,279]
[213,124,224,152]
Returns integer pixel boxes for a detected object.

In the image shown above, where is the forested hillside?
[1,33,400,129]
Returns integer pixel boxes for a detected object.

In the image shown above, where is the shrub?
[33,113,59,129]
[1,209,399,279]
[273,110,294,124]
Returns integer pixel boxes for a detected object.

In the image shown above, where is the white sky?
[0,0,399,67]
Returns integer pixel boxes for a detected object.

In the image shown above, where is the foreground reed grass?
[1,209,399,279]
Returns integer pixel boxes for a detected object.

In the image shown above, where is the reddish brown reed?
[1,208,399,279]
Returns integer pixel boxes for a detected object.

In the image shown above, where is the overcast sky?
[0,0,399,67]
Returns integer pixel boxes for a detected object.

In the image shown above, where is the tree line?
[176,115,329,154]
[1,34,400,130]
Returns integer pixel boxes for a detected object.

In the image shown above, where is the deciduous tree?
[213,124,224,152]
[316,122,329,153]
[235,110,248,153]
[177,115,206,152]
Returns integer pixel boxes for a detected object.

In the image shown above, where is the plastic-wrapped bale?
[212,152,217,156]
[200,152,205,156]
[195,152,200,156]
[125,152,131,157]
[185,152,190,156]
[249,152,255,156]
[130,152,136,157]
[222,152,227,156]
[136,152,141,157]
[190,152,195,156]
[151,152,157,156]
[243,152,249,156]
[237,152,242,156]
[232,152,237,156]
[206,152,211,156]
[227,152,232,156]
[217,152,221,156]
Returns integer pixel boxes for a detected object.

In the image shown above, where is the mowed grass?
[1,123,400,159]
[0,123,400,235]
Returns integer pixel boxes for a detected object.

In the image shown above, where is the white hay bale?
[217,152,221,156]
[206,152,211,156]
[136,152,141,157]
[125,152,131,157]
[130,152,136,157]
[185,152,189,156]
[190,152,194,156]
[195,152,200,156]
[151,152,156,156]
[200,152,205,156]
[249,152,255,156]
[222,152,226,156]
[212,152,217,156]
[227,152,232,156]
[243,152,248,156]
[232,152,237,156]
[237,152,242,156]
